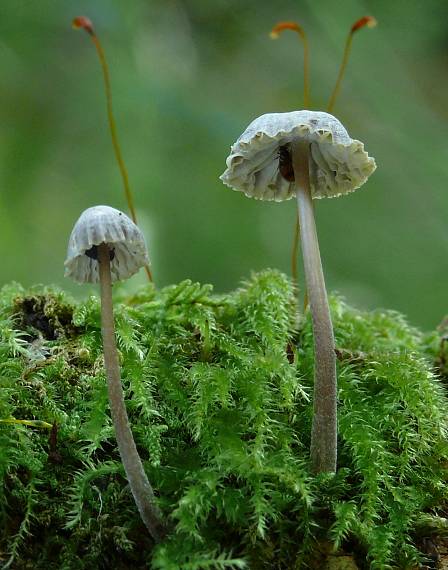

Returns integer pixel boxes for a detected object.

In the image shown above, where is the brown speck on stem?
[48,421,63,465]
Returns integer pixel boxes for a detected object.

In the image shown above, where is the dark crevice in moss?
[13,294,81,341]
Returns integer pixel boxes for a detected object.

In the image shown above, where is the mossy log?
[0,271,447,569]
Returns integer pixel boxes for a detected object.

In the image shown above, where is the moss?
[0,270,447,569]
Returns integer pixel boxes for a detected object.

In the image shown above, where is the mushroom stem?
[291,140,337,474]
[97,243,166,541]
[291,213,300,289]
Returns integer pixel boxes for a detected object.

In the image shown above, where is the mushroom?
[220,110,376,473]
[65,205,165,540]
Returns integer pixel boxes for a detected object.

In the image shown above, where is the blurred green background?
[0,0,447,329]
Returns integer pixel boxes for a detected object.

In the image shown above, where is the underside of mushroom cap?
[220,110,376,201]
[64,205,149,283]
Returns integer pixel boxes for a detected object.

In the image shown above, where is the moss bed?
[1,270,448,569]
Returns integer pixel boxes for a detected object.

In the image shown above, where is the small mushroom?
[65,205,165,540]
[221,111,375,473]
[221,110,375,201]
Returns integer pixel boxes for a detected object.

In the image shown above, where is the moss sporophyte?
[72,16,153,283]
[2,274,448,568]
[221,17,377,474]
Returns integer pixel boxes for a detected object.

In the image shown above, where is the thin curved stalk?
[291,140,337,474]
[91,34,154,283]
[73,17,153,283]
[327,16,377,114]
[97,243,165,540]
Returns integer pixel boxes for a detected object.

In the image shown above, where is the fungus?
[220,111,375,473]
[65,205,165,540]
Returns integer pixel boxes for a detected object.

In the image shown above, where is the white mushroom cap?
[220,110,376,201]
[65,205,149,283]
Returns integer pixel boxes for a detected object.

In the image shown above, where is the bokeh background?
[0,0,447,330]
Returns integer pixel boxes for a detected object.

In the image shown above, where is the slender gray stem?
[97,243,166,541]
[291,140,337,474]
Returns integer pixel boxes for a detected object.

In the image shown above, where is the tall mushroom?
[65,205,165,541]
[220,110,376,473]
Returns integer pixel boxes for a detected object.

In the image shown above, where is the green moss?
[0,271,447,569]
